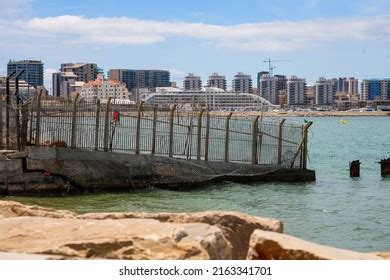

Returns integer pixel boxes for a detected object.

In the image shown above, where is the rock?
[374,252,390,259]
[80,211,283,259]
[246,230,382,260]
[0,252,65,260]
[0,216,231,260]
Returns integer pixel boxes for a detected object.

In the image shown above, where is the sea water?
[4,116,390,252]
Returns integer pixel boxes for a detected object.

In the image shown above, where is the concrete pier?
[0,147,315,196]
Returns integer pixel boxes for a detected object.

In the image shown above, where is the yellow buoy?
[339,119,347,125]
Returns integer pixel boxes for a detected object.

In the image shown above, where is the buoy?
[339,119,347,125]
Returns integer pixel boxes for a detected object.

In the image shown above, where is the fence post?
[29,97,34,143]
[35,89,43,146]
[168,105,176,157]
[224,113,233,163]
[151,105,158,155]
[196,109,204,160]
[70,93,80,148]
[135,101,144,154]
[0,97,3,149]
[302,121,313,170]
[204,111,210,161]
[277,118,286,165]
[252,116,260,164]
[20,103,29,150]
[103,97,112,152]
[94,99,101,151]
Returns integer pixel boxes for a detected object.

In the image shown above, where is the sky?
[0,0,390,91]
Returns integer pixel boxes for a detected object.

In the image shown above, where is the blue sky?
[0,0,390,90]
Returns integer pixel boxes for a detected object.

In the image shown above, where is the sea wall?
[0,201,385,260]
[0,147,315,196]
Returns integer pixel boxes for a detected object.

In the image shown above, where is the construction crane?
[263,58,292,77]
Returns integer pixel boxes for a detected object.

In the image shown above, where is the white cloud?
[0,0,33,17]
[0,15,390,52]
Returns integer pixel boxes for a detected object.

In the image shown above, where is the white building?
[315,77,336,105]
[259,74,277,104]
[287,76,307,105]
[80,74,130,101]
[207,73,227,91]
[232,72,252,93]
[144,87,275,111]
[184,73,202,91]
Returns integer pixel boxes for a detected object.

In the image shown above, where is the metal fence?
[1,91,312,169]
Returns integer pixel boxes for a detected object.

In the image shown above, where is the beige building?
[80,74,130,101]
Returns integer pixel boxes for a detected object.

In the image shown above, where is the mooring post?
[70,93,80,148]
[204,111,210,161]
[350,160,361,177]
[277,119,286,165]
[151,105,158,155]
[135,101,144,154]
[35,89,43,146]
[378,158,390,176]
[103,97,112,152]
[94,99,101,151]
[252,116,260,164]
[196,109,204,160]
[168,105,176,157]
[20,103,29,150]
[224,112,233,163]
[302,121,313,170]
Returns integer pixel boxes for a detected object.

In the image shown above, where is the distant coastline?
[210,111,390,118]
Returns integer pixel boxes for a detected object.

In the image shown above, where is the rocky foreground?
[0,201,387,260]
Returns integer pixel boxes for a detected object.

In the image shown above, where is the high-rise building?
[232,72,252,93]
[315,77,336,105]
[207,73,227,90]
[108,69,170,91]
[287,76,307,105]
[184,73,202,91]
[347,78,359,95]
[52,72,83,98]
[60,63,99,83]
[361,79,390,101]
[7,60,44,87]
[258,73,286,105]
[257,71,269,90]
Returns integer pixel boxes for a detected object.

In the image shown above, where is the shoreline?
[210,111,390,118]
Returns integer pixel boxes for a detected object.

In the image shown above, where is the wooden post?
[103,97,112,152]
[302,121,313,170]
[20,103,29,150]
[94,99,101,151]
[168,105,176,157]
[135,101,144,154]
[0,97,3,148]
[196,109,204,160]
[70,93,80,148]
[28,97,34,143]
[35,90,43,146]
[204,112,210,161]
[252,116,260,164]
[224,113,233,163]
[151,105,158,155]
[277,119,286,165]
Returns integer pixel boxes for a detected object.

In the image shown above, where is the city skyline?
[0,0,390,89]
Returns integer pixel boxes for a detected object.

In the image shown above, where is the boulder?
[0,216,231,260]
[246,230,382,260]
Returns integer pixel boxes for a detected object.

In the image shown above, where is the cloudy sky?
[0,0,389,90]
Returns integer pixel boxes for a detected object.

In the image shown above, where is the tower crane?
[263,58,292,77]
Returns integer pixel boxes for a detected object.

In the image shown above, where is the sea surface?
[3,116,390,252]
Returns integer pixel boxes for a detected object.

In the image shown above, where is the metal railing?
[0,91,312,169]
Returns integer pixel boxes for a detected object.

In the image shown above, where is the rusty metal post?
[70,93,80,148]
[168,105,176,157]
[0,96,3,148]
[350,160,361,177]
[35,89,43,146]
[20,103,29,150]
[5,70,16,149]
[135,101,144,154]
[196,109,204,160]
[204,111,210,161]
[224,112,233,163]
[252,115,260,164]
[28,97,34,143]
[277,119,286,165]
[302,121,313,170]
[103,97,112,152]
[94,99,101,151]
[151,105,158,155]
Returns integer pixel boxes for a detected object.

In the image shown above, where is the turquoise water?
[3,116,390,252]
